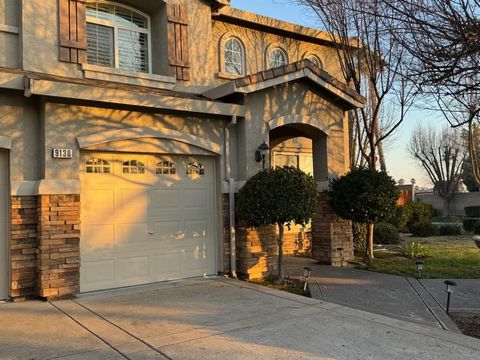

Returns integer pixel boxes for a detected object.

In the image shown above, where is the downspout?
[226,115,237,277]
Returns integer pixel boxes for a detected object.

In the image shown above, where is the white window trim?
[86,1,153,74]
[223,37,245,76]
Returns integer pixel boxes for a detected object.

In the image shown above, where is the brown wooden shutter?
[167,4,190,81]
[59,0,87,64]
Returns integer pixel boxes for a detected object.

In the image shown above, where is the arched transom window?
[224,38,244,75]
[86,2,150,73]
[156,160,176,175]
[186,162,205,176]
[122,160,145,174]
[269,48,288,68]
[85,158,111,174]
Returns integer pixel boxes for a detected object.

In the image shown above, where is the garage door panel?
[150,253,182,279]
[149,189,180,209]
[115,223,148,246]
[82,224,115,253]
[183,189,209,209]
[80,152,216,292]
[82,260,115,285]
[116,256,149,281]
[151,221,183,242]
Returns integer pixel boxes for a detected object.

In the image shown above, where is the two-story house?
[0,0,364,300]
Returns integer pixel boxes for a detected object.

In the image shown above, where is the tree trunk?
[366,223,375,263]
[442,197,451,217]
[277,223,284,281]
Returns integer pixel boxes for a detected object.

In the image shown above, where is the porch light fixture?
[255,141,270,170]
[415,260,424,279]
[444,280,457,314]
[303,267,312,292]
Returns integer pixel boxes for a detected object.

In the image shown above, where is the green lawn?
[360,235,480,278]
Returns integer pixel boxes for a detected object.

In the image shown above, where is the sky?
[230,0,441,186]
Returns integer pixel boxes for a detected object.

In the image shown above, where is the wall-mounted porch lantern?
[255,141,270,170]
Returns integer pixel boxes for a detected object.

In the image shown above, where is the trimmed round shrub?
[463,218,479,232]
[405,200,433,233]
[465,206,480,218]
[410,222,439,237]
[384,205,409,232]
[474,221,480,235]
[439,224,462,236]
[374,222,400,244]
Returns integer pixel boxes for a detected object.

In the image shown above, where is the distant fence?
[415,192,480,216]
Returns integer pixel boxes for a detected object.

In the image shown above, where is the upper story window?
[86,2,151,73]
[307,55,323,69]
[224,38,245,76]
[269,48,288,68]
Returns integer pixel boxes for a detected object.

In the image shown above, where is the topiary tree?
[328,167,399,262]
[236,166,318,281]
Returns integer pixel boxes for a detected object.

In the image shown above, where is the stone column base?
[311,192,354,266]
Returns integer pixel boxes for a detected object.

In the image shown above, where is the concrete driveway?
[1,278,480,360]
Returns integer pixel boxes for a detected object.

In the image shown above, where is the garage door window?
[85,158,111,174]
[156,161,176,175]
[186,162,205,176]
[122,160,146,174]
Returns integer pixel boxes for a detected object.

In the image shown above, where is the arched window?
[224,38,245,75]
[186,162,205,176]
[122,160,145,174]
[156,160,176,175]
[85,158,111,174]
[308,55,323,69]
[269,48,288,68]
[86,2,151,73]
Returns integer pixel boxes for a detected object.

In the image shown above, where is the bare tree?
[409,126,467,216]
[382,0,480,185]
[297,0,415,174]
[296,0,415,260]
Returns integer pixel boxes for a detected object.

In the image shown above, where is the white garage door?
[80,152,217,292]
[0,150,8,300]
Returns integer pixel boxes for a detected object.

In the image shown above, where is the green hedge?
[465,206,480,218]
[463,218,480,232]
[411,222,439,237]
[439,224,462,236]
[374,222,400,244]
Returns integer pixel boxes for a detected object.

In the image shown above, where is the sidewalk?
[284,256,479,332]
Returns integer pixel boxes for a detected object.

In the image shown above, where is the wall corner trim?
[0,136,13,150]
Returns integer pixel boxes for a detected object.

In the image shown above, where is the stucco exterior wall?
[241,81,346,179]
[0,0,19,68]
[212,21,343,83]
[0,92,41,181]
[42,102,227,180]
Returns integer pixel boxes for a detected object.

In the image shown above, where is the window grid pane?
[224,38,243,75]
[87,23,115,67]
[270,49,288,68]
[86,2,149,73]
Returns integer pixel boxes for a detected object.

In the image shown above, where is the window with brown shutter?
[167,4,190,81]
[59,0,87,64]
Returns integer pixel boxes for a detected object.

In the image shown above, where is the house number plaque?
[52,148,73,159]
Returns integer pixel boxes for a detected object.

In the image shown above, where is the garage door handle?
[148,232,155,235]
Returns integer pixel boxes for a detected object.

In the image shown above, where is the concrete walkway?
[1,278,480,359]
[285,256,480,332]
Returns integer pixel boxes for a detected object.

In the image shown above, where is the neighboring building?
[0,0,364,300]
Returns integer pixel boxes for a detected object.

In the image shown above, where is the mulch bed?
[450,313,480,339]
